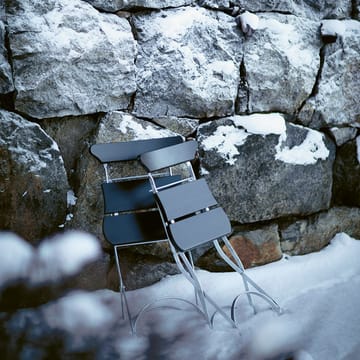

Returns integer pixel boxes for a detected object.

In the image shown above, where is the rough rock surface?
[298,21,360,128]
[0,110,69,243]
[333,137,360,206]
[198,224,282,271]
[198,114,335,223]
[84,0,193,12]
[0,19,14,94]
[240,13,320,114]
[5,0,137,119]
[133,6,242,118]
[280,207,360,255]
[201,0,353,20]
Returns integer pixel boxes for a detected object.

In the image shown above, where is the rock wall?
[0,0,359,290]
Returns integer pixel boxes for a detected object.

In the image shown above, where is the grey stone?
[201,0,353,20]
[242,13,321,114]
[198,224,282,271]
[298,20,360,128]
[133,6,242,118]
[333,137,360,206]
[197,114,336,223]
[0,19,14,94]
[0,110,69,243]
[6,0,137,119]
[41,114,100,189]
[280,207,360,255]
[328,126,358,146]
[84,0,193,12]
[152,116,199,138]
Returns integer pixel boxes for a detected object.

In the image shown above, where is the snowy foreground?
[45,233,360,359]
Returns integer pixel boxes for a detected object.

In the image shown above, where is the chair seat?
[103,211,167,246]
[169,207,232,252]
[157,178,218,221]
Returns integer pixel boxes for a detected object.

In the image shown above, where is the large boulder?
[84,0,193,12]
[5,0,137,119]
[239,13,320,114]
[201,0,353,20]
[298,20,360,128]
[197,113,336,223]
[0,17,14,94]
[280,207,360,255]
[133,6,242,118]
[0,110,69,243]
[333,136,360,206]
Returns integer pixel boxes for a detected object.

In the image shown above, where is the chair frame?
[141,140,282,327]
[91,136,189,332]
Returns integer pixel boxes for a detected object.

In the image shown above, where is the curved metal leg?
[114,246,134,333]
[170,244,237,329]
[213,238,282,315]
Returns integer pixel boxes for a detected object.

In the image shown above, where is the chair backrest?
[139,140,232,252]
[90,136,184,247]
[140,140,198,172]
[90,136,184,163]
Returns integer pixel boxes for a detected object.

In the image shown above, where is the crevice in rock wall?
[235,55,250,114]
[2,17,15,111]
[351,0,359,19]
[295,43,326,118]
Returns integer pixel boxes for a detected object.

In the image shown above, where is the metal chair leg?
[114,246,135,333]
[214,238,282,316]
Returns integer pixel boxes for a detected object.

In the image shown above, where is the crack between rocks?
[295,43,326,118]
[235,55,250,114]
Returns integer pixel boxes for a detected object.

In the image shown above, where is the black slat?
[157,178,218,220]
[169,207,232,252]
[140,140,198,172]
[103,211,167,246]
[102,175,181,214]
[90,136,183,163]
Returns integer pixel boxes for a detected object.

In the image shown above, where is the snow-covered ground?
[43,232,360,359]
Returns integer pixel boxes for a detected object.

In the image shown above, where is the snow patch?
[356,136,360,164]
[117,115,174,140]
[67,189,77,207]
[275,126,329,165]
[321,20,346,37]
[233,113,286,136]
[156,7,208,39]
[201,125,249,165]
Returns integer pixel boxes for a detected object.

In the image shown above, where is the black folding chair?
[140,140,282,327]
[90,136,186,332]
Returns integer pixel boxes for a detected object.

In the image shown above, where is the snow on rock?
[298,20,360,128]
[6,0,137,119]
[242,13,320,114]
[236,11,259,36]
[0,232,34,287]
[198,114,335,223]
[133,6,242,118]
[275,125,330,165]
[0,110,69,242]
[321,19,346,37]
[83,0,192,12]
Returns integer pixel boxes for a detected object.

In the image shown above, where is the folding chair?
[90,136,186,332]
[140,140,282,327]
